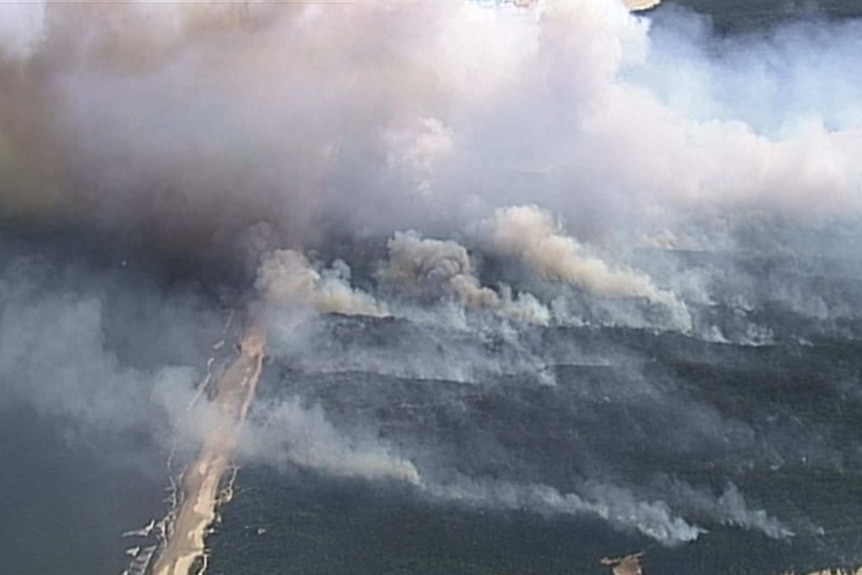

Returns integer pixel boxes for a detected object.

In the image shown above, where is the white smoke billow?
[0,3,44,60]
[1,0,859,246]
[257,249,386,317]
[482,205,668,301]
[383,117,457,195]
[481,205,693,330]
[382,230,499,307]
[381,230,554,325]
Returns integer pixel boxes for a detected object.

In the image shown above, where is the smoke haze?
[1,0,860,254]
[2,0,862,571]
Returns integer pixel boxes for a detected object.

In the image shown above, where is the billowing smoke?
[257,249,386,317]
[381,230,554,325]
[2,0,862,566]
[1,0,860,257]
[482,205,686,305]
[382,231,499,307]
[477,205,693,331]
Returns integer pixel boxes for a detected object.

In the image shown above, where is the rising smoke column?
[257,249,386,317]
[482,205,667,300]
[381,230,554,324]
[480,205,693,330]
[382,230,500,307]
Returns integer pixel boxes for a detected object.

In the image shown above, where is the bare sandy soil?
[150,328,265,575]
[602,552,644,575]
[623,0,663,10]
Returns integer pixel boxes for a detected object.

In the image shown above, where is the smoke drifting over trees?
[1,0,862,563]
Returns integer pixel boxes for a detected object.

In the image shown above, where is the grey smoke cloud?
[381,230,555,325]
[382,230,499,307]
[238,386,794,545]
[241,395,422,485]
[0,245,223,465]
[239,390,707,545]
[422,475,705,545]
[250,292,824,543]
[0,0,859,259]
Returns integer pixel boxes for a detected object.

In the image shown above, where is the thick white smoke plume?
[257,249,386,317]
[382,231,499,308]
[481,205,692,330]
[381,230,556,325]
[483,205,674,302]
[0,0,859,251]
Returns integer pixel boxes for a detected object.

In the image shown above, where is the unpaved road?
[150,328,265,575]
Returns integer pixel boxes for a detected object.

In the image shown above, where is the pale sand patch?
[623,0,662,11]
[602,552,644,575]
[150,326,265,575]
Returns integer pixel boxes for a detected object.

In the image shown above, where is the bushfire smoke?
[1,0,862,567]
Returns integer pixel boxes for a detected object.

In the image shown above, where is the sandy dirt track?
[150,327,265,575]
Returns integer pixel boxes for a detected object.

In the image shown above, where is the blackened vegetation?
[221,300,862,574]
